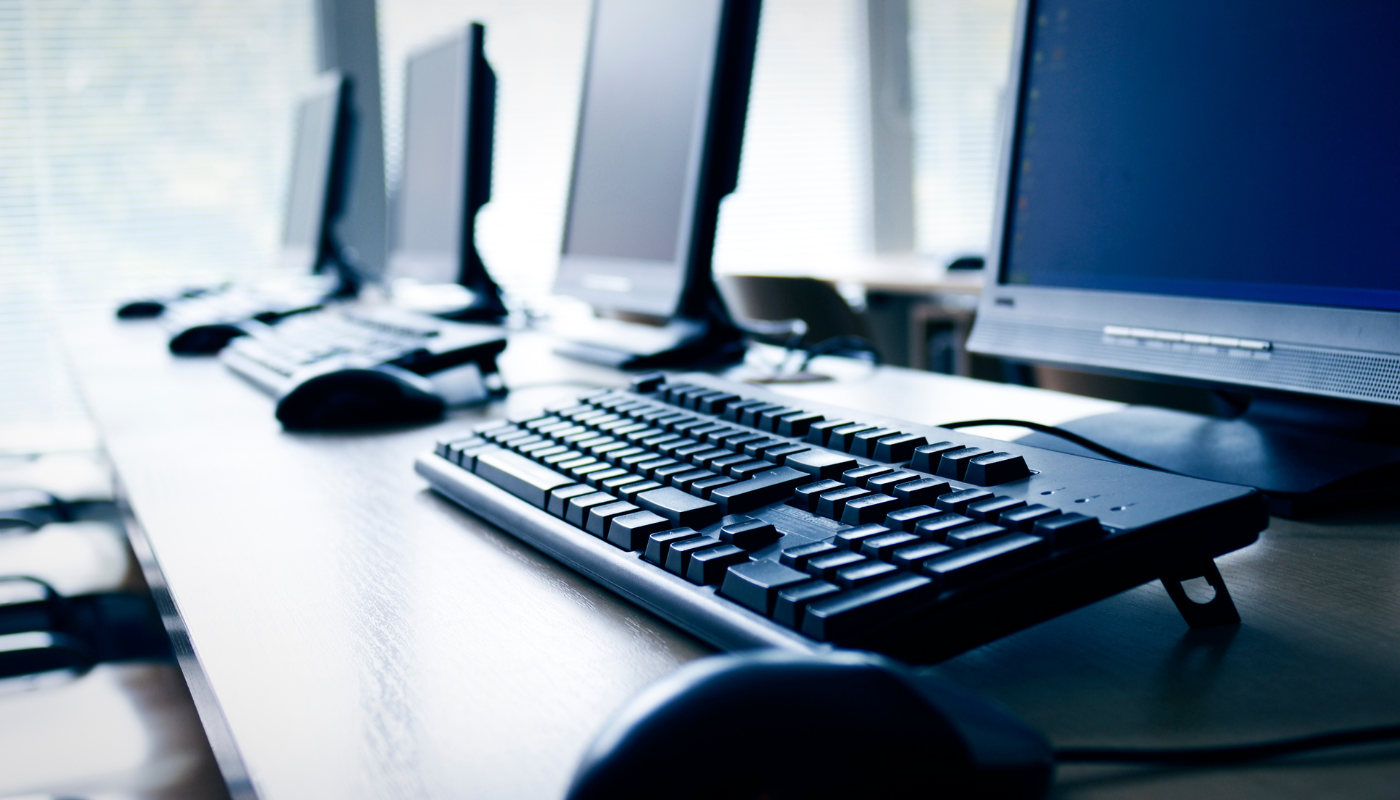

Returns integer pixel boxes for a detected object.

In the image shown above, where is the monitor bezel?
[552,0,730,320]
[278,71,350,274]
[968,0,1400,408]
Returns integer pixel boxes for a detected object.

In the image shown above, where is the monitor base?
[553,315,745,371]
[1016,398,1400,518]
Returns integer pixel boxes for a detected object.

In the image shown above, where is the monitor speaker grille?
[971,321,1400,405]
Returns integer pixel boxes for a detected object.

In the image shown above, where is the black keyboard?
[161,275,338,333]
[416,373,1266,662]
[221,305,507,398]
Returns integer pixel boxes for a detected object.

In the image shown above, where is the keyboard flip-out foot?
[1161,559,1240,628]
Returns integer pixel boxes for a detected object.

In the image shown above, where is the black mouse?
[275,367,445,431]
[116,299,166,318]
[566,650,1052,800]
[168,323,247,355]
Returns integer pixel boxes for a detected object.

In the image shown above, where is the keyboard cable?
[1054,723,1400,766]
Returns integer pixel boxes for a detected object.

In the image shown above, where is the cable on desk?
[936,419,1171,473]
[1055,723,1400,765]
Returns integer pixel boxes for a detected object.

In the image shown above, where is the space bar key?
[472,446,577,508]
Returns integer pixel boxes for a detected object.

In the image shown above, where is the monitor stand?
[1016,393,1400,517]
[553,295,745,371]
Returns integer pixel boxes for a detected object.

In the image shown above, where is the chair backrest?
[718,275,869,345]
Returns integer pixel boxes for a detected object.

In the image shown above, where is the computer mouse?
[116,299,166,318]
[168,323,247,355]
[275,367,446,431]
[566,650,1052,800]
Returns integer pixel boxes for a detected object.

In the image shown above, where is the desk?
[60,316,1400,799]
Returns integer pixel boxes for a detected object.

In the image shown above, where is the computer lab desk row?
[58,314,1400,799]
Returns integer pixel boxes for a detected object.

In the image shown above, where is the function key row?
[632,380,1031,485]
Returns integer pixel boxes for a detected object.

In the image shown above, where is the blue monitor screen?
[1001,0,1400,312]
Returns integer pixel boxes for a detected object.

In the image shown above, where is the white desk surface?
[59,315,1400,799]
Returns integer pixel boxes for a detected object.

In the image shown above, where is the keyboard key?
[709,467,809,515]
[669,470,716,491]
[921,534,1049,590]
[584,467,630,487]
[834,524,892,551]
[841,465,892,487]
[586,501,642,538]
[909,442,961,472]
[606,510,672,550]
[780,540,838,570]
[806,550,867,581]
[708,454,755,473]
[637,487,721,529]
[697,392,740,415]
[473,447,577,508]
[872,434,928,464]
[944,522,1009,548]
[644,527,701,566]
[599,447,644,465]
[571,462,617,482]
[547,484,595,517]
[690,475,738,499]
[636,457,681,478]
[727,460,776,480]
[653,463,700,484]
[722,398,767,422]
[565,491,619,528]
[834,560,899,588]
[790,479,845,512]
[665,536,721,577]
[721,560,812,615]
[884,505,939,532]
[762,444,811,464]
[966,496,1026,523]
[1035,512,1105,548]
[719,519,782,550]
[890,540,954,569]
[686,544,749,585]
[935,488,994,515]
[840,493,901,525]
[773,580,842,629]
[816,486,870,519]
[936,447,992,480]
[893,478,951,507]
[851,428,900,458]
[801,574,937,642]
[655,438,699,456]
[805,419,853,447]
[864,470,920,495]
[630,373,665,393]
[1000,504,1061,532]
[775,411,823,438]
[965,452,1031,486]
[828,424,877,453]
[742,438,787,458]
[859,531,922,560]
[617,481,663,502]
[689,449,734,469]
[735,403,780,428]
[755,406,799,431]
[914,513,975,542]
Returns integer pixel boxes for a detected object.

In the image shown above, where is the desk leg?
[1161,559,1240,627]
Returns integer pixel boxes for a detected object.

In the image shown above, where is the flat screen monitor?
[388,24,497,294]
[553,0,758,320]
[279,72,351,274]
[969,0,1400,409]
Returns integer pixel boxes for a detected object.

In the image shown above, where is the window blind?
[0,0,315,445]
[908,0,1017,258]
